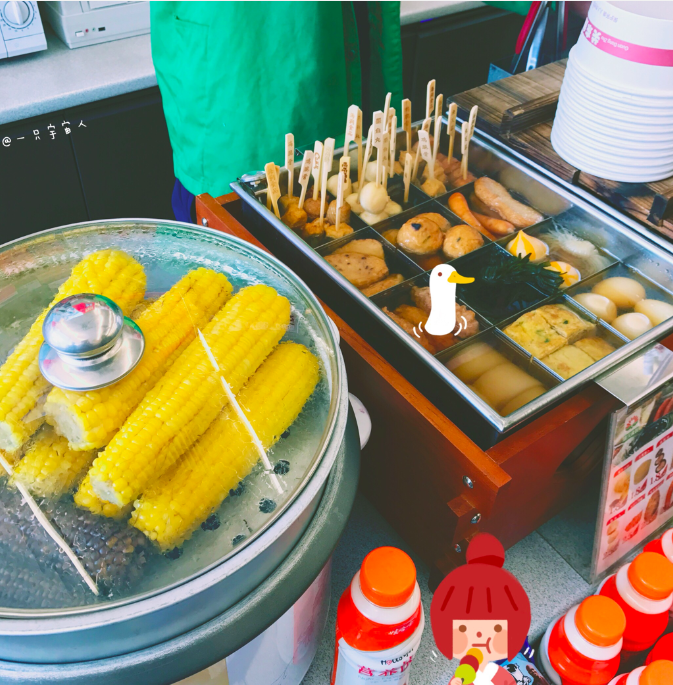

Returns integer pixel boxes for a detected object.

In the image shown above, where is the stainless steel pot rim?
[0,219,344,621]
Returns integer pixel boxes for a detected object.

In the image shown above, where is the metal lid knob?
[43,294,124,359]
[39,294,145,391]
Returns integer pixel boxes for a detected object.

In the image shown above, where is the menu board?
[593,383,673,579]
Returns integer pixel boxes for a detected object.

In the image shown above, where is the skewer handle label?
[417,130,433,166]
[340,155,351,184]
[389,115,397,178]
[285,133,294,171]
[426,79,436,119]
[422,117,431,133]
[403,154,412,203]
[264,162,281,217]
[299,151,313,188]
[372,111,384,149]
[402,99,412,133]
[345,105,359,147]
[356,108,363,143]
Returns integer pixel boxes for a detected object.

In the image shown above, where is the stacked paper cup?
[551,1,673,183]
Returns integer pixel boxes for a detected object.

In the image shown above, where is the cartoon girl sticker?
[431,534,531,685]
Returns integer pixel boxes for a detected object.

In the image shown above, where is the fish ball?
[385,200,403,216]
[326,174,351,198]
[360,183,389,214]
[360,210,389,225]
[346,193,364,215]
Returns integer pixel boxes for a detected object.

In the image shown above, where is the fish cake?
[573,336,615,361]
[325,223,354,239]
[442,224,484,259]
[325,253,388,288]
[303,197,322,221]
[383,307,435,353]
[542,345,595,379]
[538,304,594,343]
[334,239,385,260]
[503,310,566,359]
[303,219,325,236]
[411,286,432,314]
[397,215,444,255]
[474,177,543,228]
[326,200,351,226]
[381,229,399,245]
[360,274,404,297]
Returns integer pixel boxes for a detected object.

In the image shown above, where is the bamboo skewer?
[285,133,294,199]
[0,452,100,596]
[403,153,412,204]
[461,105,478,181]
[447,102,458,162]
[372,110,384,187]
[432,94,443,167]
[357,126,374,201]
[265,162,281,218]
[389,115,397,179]
[356,108,363,190]
[426,79,436,120]
[417,129,434,180]
[319,138,335,227]
[402,98,412,153]
[383,92,392,131]
[298,150,313,210]
[412,117,431,182]
[382,129,390,191]
[311,141,323,201]
[335,170,344,233]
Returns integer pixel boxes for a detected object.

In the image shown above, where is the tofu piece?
[538,304,595,343]
[333,238,385,260]
[503,310,566,359]
[573,336,615,361]
[325,253,389,288]
[543,345,595,379]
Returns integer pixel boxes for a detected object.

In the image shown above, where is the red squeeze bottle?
[539,595,626,685]
[643,529,673,563]
[646,634,673,666]
[608,659,673,685]
[598,552,673,657]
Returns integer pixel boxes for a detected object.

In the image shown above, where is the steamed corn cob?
[132,342,319,549]
[81,284,291,510]
[0,249,146,452]
[11,425,95,497]
[45,268,233,450]
[74,475,132,519]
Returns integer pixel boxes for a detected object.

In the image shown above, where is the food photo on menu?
[3,1,673,684]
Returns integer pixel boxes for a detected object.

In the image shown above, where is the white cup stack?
[551,1,673,183]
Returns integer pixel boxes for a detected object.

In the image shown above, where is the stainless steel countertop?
[0,27,155,126]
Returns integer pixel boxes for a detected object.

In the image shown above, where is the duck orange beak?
[448,271,474,284]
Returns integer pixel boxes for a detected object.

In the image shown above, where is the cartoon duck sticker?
[425,264,475,337]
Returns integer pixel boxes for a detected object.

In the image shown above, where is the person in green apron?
[150,1,403,221]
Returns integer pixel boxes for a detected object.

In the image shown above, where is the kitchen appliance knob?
[3,1,31,28]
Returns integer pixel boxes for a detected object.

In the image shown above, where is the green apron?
[151,1,403,196]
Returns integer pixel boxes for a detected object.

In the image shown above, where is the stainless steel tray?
[232,120,673,434]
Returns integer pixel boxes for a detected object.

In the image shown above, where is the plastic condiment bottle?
[646,634,673,666]
[598,552,673,657]
[643,529,673,563]
[608,659,673,685]
[538,595,626,685]
[331,547,424,685]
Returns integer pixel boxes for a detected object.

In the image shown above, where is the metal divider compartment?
[232,118,673,436]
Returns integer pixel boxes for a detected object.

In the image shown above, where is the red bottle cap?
[627,552,673,600]
[574,596,626,647]
[641,660,673,685]
[360,547,416,608]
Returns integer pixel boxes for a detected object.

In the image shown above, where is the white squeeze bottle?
[331,546,425,684]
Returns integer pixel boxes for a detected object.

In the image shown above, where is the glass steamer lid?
[0,220,341,615]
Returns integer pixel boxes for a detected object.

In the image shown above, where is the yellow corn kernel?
[45,268,233,450]
[81,284,290,510]
[11,425,95,497]
[132,342,319,549]
[0,249,146,452]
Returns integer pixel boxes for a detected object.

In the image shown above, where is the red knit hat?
[431,534,531,661]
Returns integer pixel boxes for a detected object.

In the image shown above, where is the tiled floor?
[302,493,595,685]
